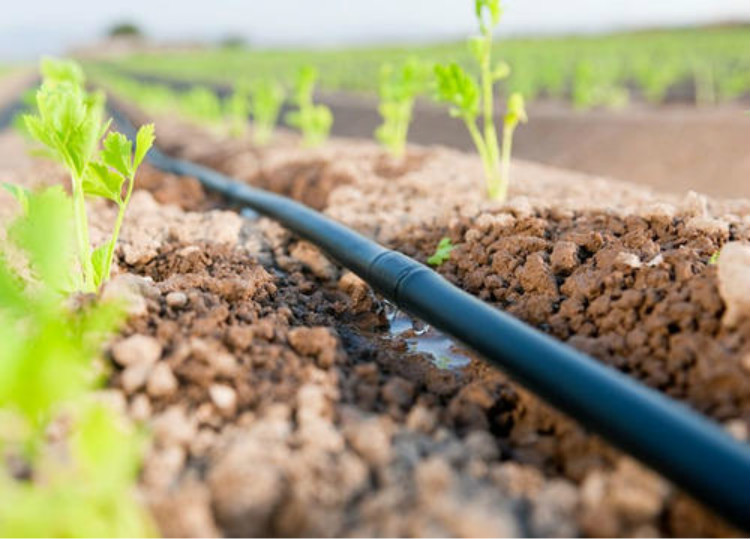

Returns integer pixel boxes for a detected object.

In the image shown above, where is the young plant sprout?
[19,58,154,293]
[433,0,527,201]
[428,237,455,266]
[249,78,286,145]
[226,80,251,137]
[0,186,153,537]
[285,66,333,147]
[178,86,224,126]
[375,58,428,158]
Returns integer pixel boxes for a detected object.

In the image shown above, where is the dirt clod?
[717,242,750,327]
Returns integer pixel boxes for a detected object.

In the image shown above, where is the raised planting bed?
[2,65,749,535]
[74,100,750,533]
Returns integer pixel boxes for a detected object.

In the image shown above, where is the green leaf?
[100,131,133,178]
[8,186,76,294]
[26,81,106,179]
[90,243,110,288]
[427,237,456,266]
[133,124,155,169]
[475,0,502,29]
[292,66,318,106]
[493,61,511,81]
[433,63,480,119]
[2,183,30,214]
[82,162,124,202]
[41,57,85,87]
[504,92,528,128]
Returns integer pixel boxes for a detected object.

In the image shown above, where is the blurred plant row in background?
[83,26,750,109]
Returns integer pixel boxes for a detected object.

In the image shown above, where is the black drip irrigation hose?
[0,89,747,529]
[103,106,750,531]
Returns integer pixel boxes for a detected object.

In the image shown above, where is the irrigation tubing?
[1,91,747,529]
[100,106,750,531]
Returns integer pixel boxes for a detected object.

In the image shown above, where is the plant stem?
[103,175,136,282]
[499,123,514,202]
[480,31,503,201]
[464,115,500,198]
[72,173,95,292]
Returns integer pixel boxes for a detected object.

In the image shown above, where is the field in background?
[88,26,750,108]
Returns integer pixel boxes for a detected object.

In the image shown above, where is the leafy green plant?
[225,80,250,137]
[433,0,527,201]
[427,237,455,266]
[249,78,286,145]
[375,58,428,158]
[0,186,152,536]
[285,66,333,147]
[178,86,224,125]
[571,60,629,110]
[20,58,154,293]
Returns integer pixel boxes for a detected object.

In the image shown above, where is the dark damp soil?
[105,142,750,537]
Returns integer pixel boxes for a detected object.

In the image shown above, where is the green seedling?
[433,0,527,201]
[285,66,333,147]
[249,78,286,145]
[1,61,153,536]
[375,58,428,158]
[20,58,154,293]
[709,251,720,265]
[0,178,152,539]
[226,80,250,137]
[0,186,125,429]
[178,86,224,125]
[571,60,629,110]
[427,237,455,266]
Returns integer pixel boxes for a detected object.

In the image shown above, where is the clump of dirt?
[135,165,221,212]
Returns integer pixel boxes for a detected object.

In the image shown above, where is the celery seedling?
[0,216,150,534]
[21,58,154,292]
[249,78,286,145]
[226,80,250,137]
[433,0,527,201]
[427,237,455,266]
[285,66,333,147]
[375,58,428,158]
[178,86,224,125]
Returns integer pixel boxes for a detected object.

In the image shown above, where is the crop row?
[89,25,750,108]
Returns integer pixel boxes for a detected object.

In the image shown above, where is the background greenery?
[89,26,750,108]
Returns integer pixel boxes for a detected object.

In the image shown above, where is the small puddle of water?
[385,302,472,370]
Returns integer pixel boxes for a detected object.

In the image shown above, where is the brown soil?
[2,97,750,537]
[106,113,749,536]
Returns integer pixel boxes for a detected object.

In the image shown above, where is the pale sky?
[1,0,749,61]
